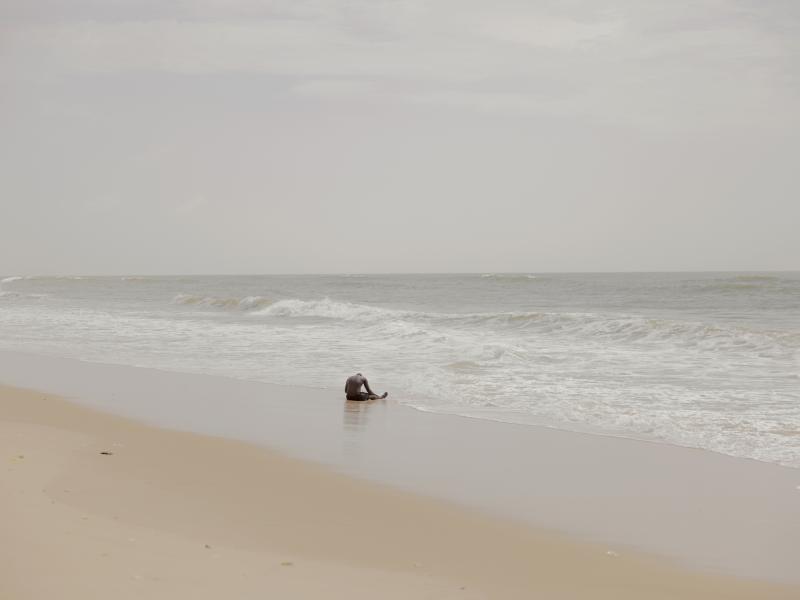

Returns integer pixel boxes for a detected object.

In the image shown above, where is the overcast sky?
[1,1,798,274]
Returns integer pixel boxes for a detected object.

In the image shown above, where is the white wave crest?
[480,273,537,281]
[478,311,798,355]
[256,298,798,356]
[730,274,780,282]
[254,297,410,321]
[0,291,48,300]
[1,275,88,283]
[172,294,273,311]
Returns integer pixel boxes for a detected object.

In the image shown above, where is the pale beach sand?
[2,383,798,599]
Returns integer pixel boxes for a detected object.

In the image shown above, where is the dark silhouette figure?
[345,373,388,401]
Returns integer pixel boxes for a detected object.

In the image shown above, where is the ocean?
[1,272,798,467]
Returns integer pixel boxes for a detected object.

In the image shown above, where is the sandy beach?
[4,0,798,594]
[2,382,798,599]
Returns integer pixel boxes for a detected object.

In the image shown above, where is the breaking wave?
[691,274,797,294]
[253,298,412,321]
[0,291,47,300]
[121,276,162,282]
[236,297,800,356]
[1,275,89,284]
[730,274,781,282]
[480,273,538,281]
[172,294,273,311]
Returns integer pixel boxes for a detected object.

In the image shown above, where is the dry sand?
[2,384,797,599]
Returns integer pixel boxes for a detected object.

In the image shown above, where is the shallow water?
[1,272,798,466]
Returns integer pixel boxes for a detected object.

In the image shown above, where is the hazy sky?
[1,1,798,274]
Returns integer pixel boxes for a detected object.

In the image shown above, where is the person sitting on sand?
[345,373,388,401]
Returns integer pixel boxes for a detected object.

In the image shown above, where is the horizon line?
[3,269,798,278]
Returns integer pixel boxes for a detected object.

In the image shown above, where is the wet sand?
[0,350,799,585]
[3,383,799,599]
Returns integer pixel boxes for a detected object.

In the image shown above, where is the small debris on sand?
[100,451,113,455]
[280,561,294,567]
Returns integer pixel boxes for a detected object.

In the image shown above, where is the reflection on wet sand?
[343,400,370,431]
[342,400,370,457]
[342,399,385,457]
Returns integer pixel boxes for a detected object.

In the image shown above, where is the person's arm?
[363,378,375,395]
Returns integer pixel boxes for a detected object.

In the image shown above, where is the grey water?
[1,271,798,466]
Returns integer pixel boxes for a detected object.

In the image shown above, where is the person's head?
[356,372,362,377]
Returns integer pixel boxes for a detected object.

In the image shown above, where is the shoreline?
[407,402,796,470]
[1,350,799,586]
[1,348,794,472]
[3,272,796,472]
[3,383,799,599]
